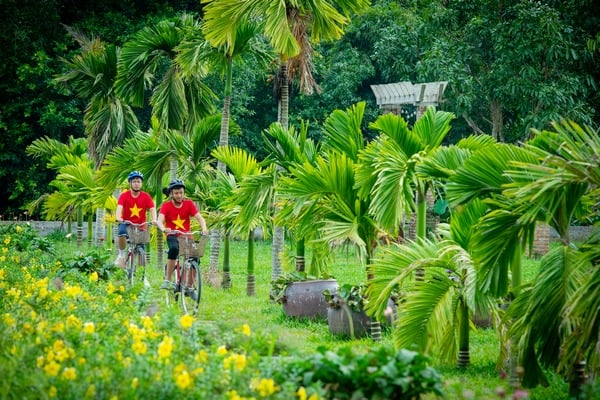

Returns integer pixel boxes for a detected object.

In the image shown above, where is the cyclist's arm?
[156,213,169,234]
[116,204,124,223]
[149,206,158,225]
[193,212,209,236]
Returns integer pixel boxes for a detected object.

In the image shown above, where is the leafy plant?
[276,345,444,399]
[323,283,366,312]
[59,247,115,280]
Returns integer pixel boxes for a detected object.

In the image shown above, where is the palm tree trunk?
[76,208,83,248]
[246,230,256,296]
[458,299,470,368]
[271,62,289,281]
[95,208,105,247]
[295,237,305,272]
[87,214,93,247]
[222,229,231,289]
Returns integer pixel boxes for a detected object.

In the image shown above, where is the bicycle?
[163,230,207,315]
[123,221,152,287]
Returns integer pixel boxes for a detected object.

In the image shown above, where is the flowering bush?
[0,224,443,399]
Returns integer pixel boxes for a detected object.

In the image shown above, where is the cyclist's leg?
[160,236,179,289]
[115,223,128,268]
[181,258,201,312]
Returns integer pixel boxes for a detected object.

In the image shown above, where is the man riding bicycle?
[115,171,157,268]
[156,179,209,290]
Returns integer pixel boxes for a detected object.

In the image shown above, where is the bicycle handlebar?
[166,230,204,236]
[121,221,153,227]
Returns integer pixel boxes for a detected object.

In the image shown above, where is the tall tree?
[201,0,371,280]
[177,19,274,287]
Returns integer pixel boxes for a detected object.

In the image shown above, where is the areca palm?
[263,121,320,272]
[365,199,497,367]
[177,18,274,280]
[115,14,216,135]
[498,120,600,391]
[55,29,140,245]
[201,0,371,280]
[26,136,101,247]
[212,146,275,293]
[356,107,455,244]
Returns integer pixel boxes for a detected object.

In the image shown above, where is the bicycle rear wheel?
[135,247,149,287]
[180,258,201,315]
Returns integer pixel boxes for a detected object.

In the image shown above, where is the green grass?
[60,237,573,399]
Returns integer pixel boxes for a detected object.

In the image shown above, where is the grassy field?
[116,237,572,399]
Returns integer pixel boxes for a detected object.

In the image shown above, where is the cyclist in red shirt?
[115,171,157,267]
[156,179,208,289]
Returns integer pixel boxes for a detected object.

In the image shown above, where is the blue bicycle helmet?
[167,179,186,194]
[128,171,144,182]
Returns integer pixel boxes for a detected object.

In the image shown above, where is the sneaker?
[114,255,126,269]
[159,280,172,290]
[185,288,198,301]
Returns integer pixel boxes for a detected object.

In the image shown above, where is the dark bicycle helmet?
[167,179,186,194]
[128,171,144,181]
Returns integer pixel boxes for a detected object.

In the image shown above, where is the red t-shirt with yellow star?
[159,199,198,232]
[118,190,155,224]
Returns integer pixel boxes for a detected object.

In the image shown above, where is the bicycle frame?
[123,221,152,287]
[164,230,207,314]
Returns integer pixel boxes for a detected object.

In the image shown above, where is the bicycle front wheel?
[126,251,136,286]
[180,259,201,315]
[164,263,178,308]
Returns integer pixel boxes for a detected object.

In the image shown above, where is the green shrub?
[59,247,116,281]
[276,345,444,399]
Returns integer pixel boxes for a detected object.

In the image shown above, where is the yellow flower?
[4,237,10,245]
[175,369,193,390]
[195,349,208,363]
[251,378,279,397]
[157,336,174,359]
[308,395,320,400]
[131,377,139,389]
[132,340,147,355]
[65,285,82,298]
[89,271,99,282]
[2,313,16,327]
[224,353,247,372]
[85,384,96,399]
[241,324,251,336]
[82,322,95,334]
[44,361,60,377]
[217,345,228,356]
[66,315,82,329]
[226,390,242,400]
[15,225,23,233]
[141,315,154,330]
[48,386,57,398]
[62,367,77,380]
[0,269,5,279]
[180,314,194,330]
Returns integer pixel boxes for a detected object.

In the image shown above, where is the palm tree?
[365,199,498,368]
[26,136,101,247]
[356,107,455,247]
[262,121,320,271]
[212,146,275,294]
[55,28,140,246]
[201,0,371,280]
[177,19,274,284]
[497,120,600,392]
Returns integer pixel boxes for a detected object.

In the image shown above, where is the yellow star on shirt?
[129,204,142,218]
[172,215,185,230]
